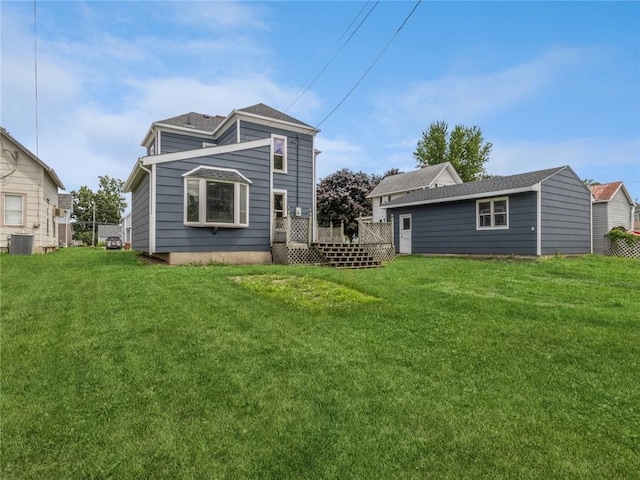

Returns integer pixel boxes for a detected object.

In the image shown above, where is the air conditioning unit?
[10,233,34,255]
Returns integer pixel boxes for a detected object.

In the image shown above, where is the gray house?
[123,104,319,265]
[383,165,592,256]
[589,181,636,254]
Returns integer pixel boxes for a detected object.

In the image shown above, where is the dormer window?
[272,136,287,173]
[183,166,251,228]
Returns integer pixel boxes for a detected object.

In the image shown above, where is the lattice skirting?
[272,244,328,265]
[603,238,640,259]
[361,244,395,263]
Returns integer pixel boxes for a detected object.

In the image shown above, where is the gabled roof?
[142,103,318,147]
[367,162,462,198]
[384,166,569,209]
[156,112,225,133]
[0,128,65,190]
[58,193,73,210]
[236,103,312,128]
[589,181,634,204]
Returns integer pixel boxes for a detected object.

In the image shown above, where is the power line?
[284,0,380,113]
[315,0,422,129]
[335,1,371,44]
[33,0,40,156]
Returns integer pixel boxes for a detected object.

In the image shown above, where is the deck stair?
[314,243,381,269]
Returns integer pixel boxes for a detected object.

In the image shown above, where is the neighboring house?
[57,193,74,247]
[367,162,462,222]
[121,211,132,245]
[0,128,66,253]
[97,224,122,243]
[383,165,592,256]
[589,182,636,254]
[635,204,640,231]
[124,103,319,265]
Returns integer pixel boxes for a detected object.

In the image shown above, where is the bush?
[606,226,640,246]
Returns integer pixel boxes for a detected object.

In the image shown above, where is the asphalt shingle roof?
[368,163,454,198]
[385,166,568,208]
[185,167,251,184]
[236,103,312,128]
[157,112,225,132]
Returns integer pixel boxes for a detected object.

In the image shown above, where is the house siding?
[160,131,214,154]
[592,202,608,254]
[216,124,238,146]
[153,146,272,253]
[0,135,61,252]
[607,190,634,230]
[131,172,150,252]
[540,169,592,254]
[390,192,538,255]
[273,134,315,216]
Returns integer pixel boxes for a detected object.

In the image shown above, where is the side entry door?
[399,214,411,254]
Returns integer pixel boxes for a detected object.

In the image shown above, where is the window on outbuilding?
[477,197,508,230]
[183,166,251,228]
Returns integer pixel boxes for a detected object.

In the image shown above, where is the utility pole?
[92,201,96,247]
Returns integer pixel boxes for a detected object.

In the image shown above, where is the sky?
[2,0,639,206]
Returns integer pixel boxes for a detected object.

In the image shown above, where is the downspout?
[138,159,154,253]
[296,134,300,208]
[536,183,542,256]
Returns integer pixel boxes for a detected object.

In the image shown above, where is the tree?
[583,179,600,186]
[413,121,492,182]
[71,176,127,245]
[316,169,378,240]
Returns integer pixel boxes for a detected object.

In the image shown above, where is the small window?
[3,194,24,226]
[477,197,509,230]
[149,143,155,156]
[272,136,287,172]
[183,167,251,228]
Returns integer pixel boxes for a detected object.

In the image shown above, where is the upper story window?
[477,197,508,230]
[149,143,155,156]
[272,136,287,173]
[183,166,251,228]
[3,194,25,226]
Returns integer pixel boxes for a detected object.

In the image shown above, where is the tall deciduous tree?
[316,169,378,240]
[71,176,127,245]
[413,121,492,182]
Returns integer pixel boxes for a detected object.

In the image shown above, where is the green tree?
[71,176,127,245]
[316,169,378,240]
[413,121,492,182]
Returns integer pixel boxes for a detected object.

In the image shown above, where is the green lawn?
[1,249,639,479]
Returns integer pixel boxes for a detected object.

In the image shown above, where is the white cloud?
[315,136,367,179]
[373,47,591,129]
[490,137,640,176]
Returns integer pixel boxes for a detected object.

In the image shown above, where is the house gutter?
[137,160,155,253]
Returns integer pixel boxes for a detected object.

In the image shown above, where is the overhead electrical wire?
[335,1,371,44]
[34,0,40,156]
[284,0,380,113]
[314,0,422,129]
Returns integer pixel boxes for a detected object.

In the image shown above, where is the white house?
[367,162,462,222]
[1,128,66,253]
[589,181,636,254]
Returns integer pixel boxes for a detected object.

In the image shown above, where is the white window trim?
[183,176,250,228]
[272,135,287,173]
[273,189,287,218]
[202,142,216,148]
[3,193,25,227]
[476,196,509,230]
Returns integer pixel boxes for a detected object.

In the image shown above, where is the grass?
[1,248,639,479]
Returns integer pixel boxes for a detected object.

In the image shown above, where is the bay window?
[183,167,251,227]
